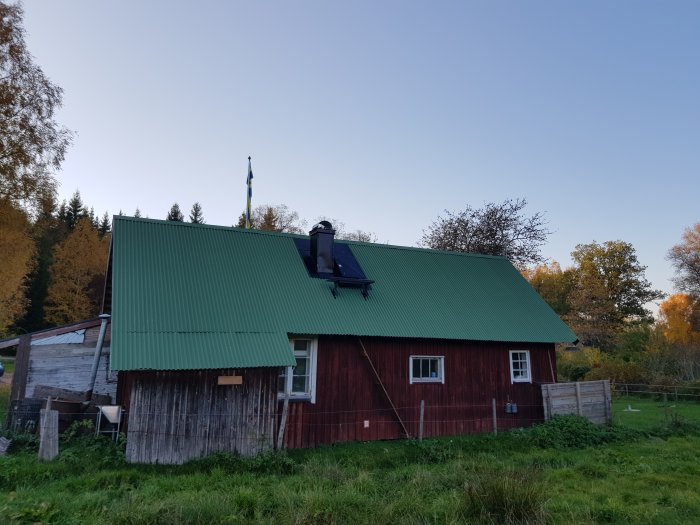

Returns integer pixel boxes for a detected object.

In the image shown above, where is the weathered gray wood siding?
[124,369,277,464]
[26,345,116,401]
[541,380,612,424]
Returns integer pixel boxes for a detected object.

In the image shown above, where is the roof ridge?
[125,329,283,334]
[112,216,509,260]
[112,215,307,239]
[355,242,510,260]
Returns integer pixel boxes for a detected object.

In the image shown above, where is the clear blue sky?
[21,1,700,309]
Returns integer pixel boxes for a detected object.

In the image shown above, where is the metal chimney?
[309,221,335,275]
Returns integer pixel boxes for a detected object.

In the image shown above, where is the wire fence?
[5,385,700,444]
[4,400,546,439]
[612,382,700,400]
[611,383,700,429]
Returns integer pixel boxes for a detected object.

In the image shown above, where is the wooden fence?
[541,380,612,425]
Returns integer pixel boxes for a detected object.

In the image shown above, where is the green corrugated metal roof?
[110,217,577,371]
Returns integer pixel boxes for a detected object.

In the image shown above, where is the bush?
[462,468,548,524]
[526,415,640,449]
[584,359,649,384]
[557,347,603,382]
[184,450,296,475]
[652,411,700,438]
[247,451,296,475]
[61,418,95,443]
[185,451,245,473]
[0,429,39,453]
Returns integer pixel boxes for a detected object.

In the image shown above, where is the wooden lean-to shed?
[106,217,577,464]
[0,317,115,433]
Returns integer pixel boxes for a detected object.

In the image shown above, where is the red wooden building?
[107,217,576,463]
[281,337,557,448]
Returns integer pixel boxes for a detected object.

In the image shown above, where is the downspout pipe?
[87,314,111,402]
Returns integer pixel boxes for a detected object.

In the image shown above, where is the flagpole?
[245,156,253,229]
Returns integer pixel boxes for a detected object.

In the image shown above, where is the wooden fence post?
[575,382,583,416]
[8,335,31,425]
[492,398,497,435]
[38,397,58,461]
[542,384,550,421]
[602,381,610,424]
[276,396,289,451]
[276,367,291,451]
[418,400,425,441]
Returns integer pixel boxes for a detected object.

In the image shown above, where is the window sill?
[277,395,312,402]
[410,379,444,384]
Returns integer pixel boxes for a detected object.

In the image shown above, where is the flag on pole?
[245,156,253,229]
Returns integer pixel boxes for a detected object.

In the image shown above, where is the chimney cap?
[310,220,334,233]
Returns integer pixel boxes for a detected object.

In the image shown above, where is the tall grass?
[462,468,548,524]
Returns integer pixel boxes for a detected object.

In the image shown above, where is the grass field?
[0,396,699,524]
[613,395,700,431]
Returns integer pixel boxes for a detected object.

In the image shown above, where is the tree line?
[423,199,700,386]
[522,227,700,386]
[1,190,111,335]
[0,2,97,336]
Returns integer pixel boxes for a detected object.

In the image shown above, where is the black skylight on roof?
[294,238,374,298]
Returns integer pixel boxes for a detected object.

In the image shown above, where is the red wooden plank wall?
[283,336,556,448]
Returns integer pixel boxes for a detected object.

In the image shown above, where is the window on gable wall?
[409,355,445,384]
[509,350,531,383]
[278,338,317,402]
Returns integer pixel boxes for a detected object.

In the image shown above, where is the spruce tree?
[57,200,68,224]
[65,190,87,230]
[189,202,205,224]
[166,203,184,221]
[98,212,111,238]
[16,193,65,332]
[88,206,98,230]
[134,207,141,218]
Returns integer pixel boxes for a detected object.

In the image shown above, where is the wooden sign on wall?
[218,375,243,386]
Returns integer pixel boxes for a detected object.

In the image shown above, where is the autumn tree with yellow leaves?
[658,294,700,345]
[0,198,36,335]
[521,262,575,317]
[44,219,109,325]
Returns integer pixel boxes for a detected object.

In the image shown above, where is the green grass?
[1,360,14,375]
[1,410,700,525]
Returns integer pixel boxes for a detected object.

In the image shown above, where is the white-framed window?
[278,338,317,403]
[409,355,445,384]
[509,350,531,383]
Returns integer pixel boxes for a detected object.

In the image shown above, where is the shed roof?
[109,217,577,371]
